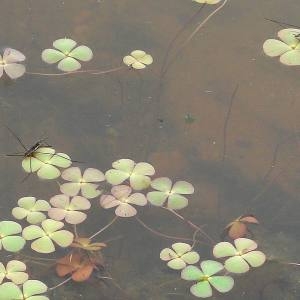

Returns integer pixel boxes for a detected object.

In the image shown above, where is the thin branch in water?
[48,277,72,291]
[221,84,239,163]
[162,0,228,78]
[265,18,300,29]
[162,208,214,244]
[26,66,125,77]
[89,216,118,240]
[135,216,208,245]
[160,4,206,77]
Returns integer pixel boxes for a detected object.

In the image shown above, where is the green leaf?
[190,281,212,298]
[0,221,22,236]
[53,38,76,53]
[242,251,266,268]
[224,256,249,273]
[57,57,81,72]
[2,236,25,252]
[23,280,47,297]
[208,276,234,293]
[200,260,224,277]
[263,39,291,57]
[147,191,168,206]
[167,194,188,210]
[171,181,194,194]
[150,177,172,192]
[181,265,203,281]
[69,45,93,61]
[41,49,65,64]
[213,242,236,258]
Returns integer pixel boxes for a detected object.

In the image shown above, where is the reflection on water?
[1,0,300,299]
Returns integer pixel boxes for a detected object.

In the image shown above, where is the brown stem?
[89,216,118,240]
[135,216,208,245]
[26,66,125,76]
[48,277,72,291]
[162,0,228,77]
[162,207,215,244]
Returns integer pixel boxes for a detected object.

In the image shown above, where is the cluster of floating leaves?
[2,141,265,300]
[160,238,266,298]
[1,37,153,81]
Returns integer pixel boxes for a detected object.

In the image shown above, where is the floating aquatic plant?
[42,38,93,72]
[0,279,48,300]
[160,242,200,270]
[105,159,155,190]
[0,260,28,285]
[56,252,99,282]
[22,147,72,180]
[22,219,74,253]
[0,48,26,79]
[48,194,91,225]
[0,221,25,252]
[147,177,194,210]
[181,260,234,298]
[213,238,266,273]
[70,237,106,252]
[263,28,300,65]
[100,185,147,217]
[60,167,104,198]
[193,0,221,4]
[12,196,50,225]
[222,215,259,240]
[123,50,153,69]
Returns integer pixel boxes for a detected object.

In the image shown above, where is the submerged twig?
[89,216,119,240]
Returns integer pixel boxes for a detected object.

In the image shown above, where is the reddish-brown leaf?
[72,261,94,282]
[239,215,259,224]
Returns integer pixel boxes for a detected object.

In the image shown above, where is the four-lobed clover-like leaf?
[22,147,72,180]
[147,177,194,210]
[48,194,91,225]
[123,50,153,70]
[0,260,28,285]
[0,48,26,79]
[160,242,200,270]
[22,219,74,253]
[0,221,25,252]
[181,260,234,298]
[56,252,98,282]
[12,196,50,224]
[193,0,221,4]
[213,238,266,274]
[105,159,155,190]
[0,279,48,300]
[42,38,93,72]
[100,185,147,217]
[263,28,300,66]
[60,167,104,199]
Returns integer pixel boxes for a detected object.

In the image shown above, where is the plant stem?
[89,216,118,240]
[135,216,208,245]
[162,207,215,244]
[48,277,72,291]
[162,0,228,77]
[26,66,125,76]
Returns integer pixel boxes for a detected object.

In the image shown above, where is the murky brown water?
[1,0,300,299]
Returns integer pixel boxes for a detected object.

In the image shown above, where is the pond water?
[1,0,300,299]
